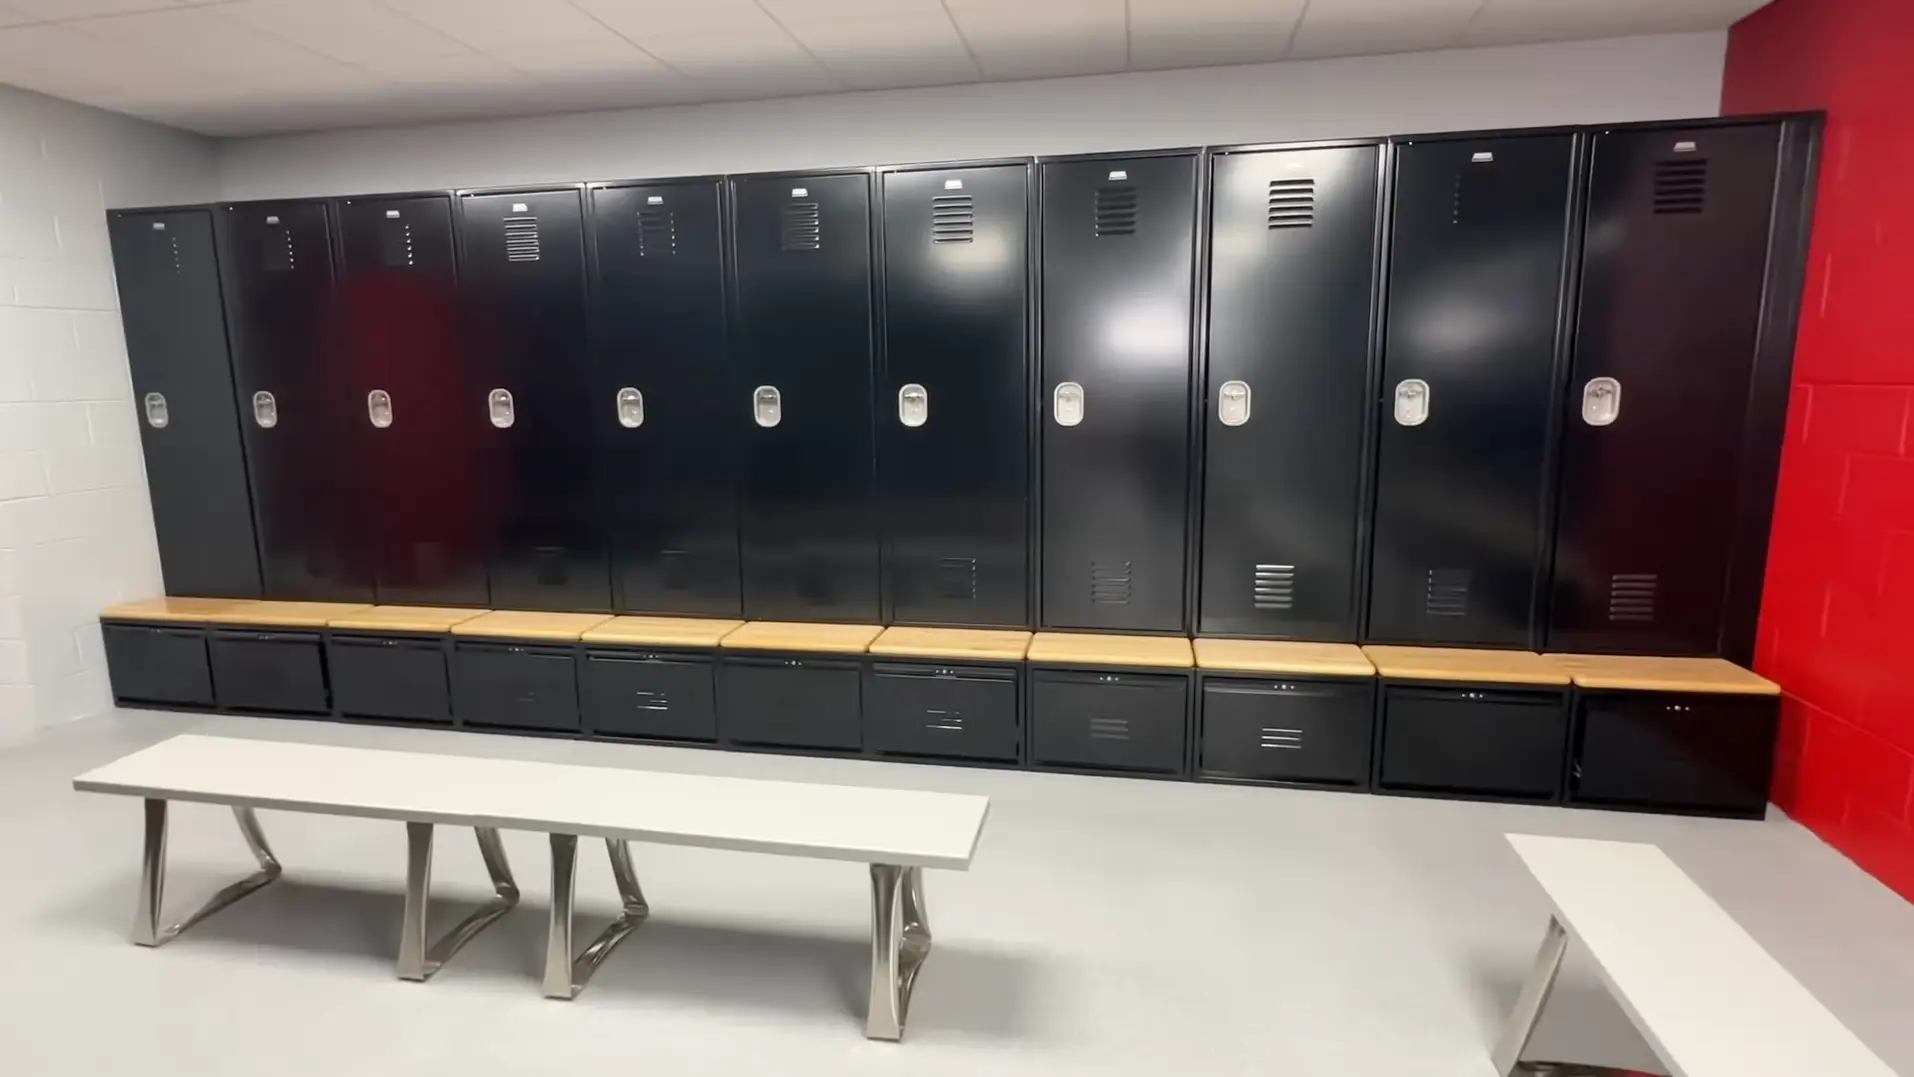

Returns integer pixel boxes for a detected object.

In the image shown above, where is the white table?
[74,734,990,1040]
[1493,834,1898,1077]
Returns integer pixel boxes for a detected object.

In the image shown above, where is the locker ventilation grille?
[936,556,978,601]
[261,224,295,272]
[1266,179,1315,229]
[931,194,974,243]
[782,201,821,251]
[1094,184,1138,237]
[660,549,689,591]
[631,690,670,713]
[637,208,677,257]
[379,221,416,268]
[1608,573,1658,623]
[1653,159,1708,215]
[1425,569,1471,618]
[1088,717,1131,741]
[1090,561,1134,605]
[1253,564,1296,611]
[504,216,541,262]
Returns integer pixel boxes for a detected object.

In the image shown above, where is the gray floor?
[3,712,1912,1076]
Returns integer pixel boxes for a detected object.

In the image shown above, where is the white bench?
[1493,834,1898,1077]
[73,734,990,1041]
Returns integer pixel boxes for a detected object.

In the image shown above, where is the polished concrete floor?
[1,710,1911,1076]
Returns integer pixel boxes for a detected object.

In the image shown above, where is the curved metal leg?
[397,823,520,982]
[1490,918,1651,1075]
[544,834,650,1000]
[867,864,933,1041]
[133,799,282,947]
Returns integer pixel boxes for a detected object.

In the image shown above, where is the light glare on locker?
[488,388,515,429]
[1053,382,1085,426]
[367,389,393,428]
[1393,379,1430,426]
[753,385,782,428]
[1218,380,1252,426]
[143,392,168,429]
[251,390,277,429]
[616,387,644,428]
[898,383,928,427]
[1581,377,1621,426]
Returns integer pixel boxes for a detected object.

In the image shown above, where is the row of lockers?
[110,114,1817,655]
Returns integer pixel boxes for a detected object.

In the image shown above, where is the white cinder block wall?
[0,85,217,745]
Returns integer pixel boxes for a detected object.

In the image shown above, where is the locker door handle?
[1053,382,1085,427]
[367,389,393,429]
[488,388,515,429]
[251,390,277,429]
[897,383,928,427]
[616,387,644,428]
[1392,379,1430,426]
[1581,377,1621,426]
[142,392,169,430]
[753,385,781,428]
[1218,380,1251,426]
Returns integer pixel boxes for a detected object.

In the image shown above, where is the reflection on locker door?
[109,210,261,598]
[335,194,489,607]
[729,172,879,623]
[1366,133,1575,647]
[457,188,609,611]
[216,201,366,601]
[880,163,1031,627]
[1040,153,1197,633]
[1199,144,1380,640]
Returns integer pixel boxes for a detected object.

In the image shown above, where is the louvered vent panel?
[931,194,974,243]
[1094,184,1138,237]
[935,556,978,601]
[1607,573,1658,623]
[261,224,294,272]
[1653,159,1708,215]
[1425,568,1471,618]
[504,216,540,263]
[1253,564,1297,611]
[637,208,677,257]
[1266,179,1315,229]
[782,201,821,251]
[1087,717,1131,741]
[1090,561,1134,606]
[378,222,415,268]
[630,690,671,713]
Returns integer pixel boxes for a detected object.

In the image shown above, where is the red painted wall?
[1724,0,1914,901]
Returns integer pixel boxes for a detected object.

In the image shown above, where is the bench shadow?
[1469,959,1666,1074]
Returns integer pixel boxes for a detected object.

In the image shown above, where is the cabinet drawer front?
[209,632,329,714]
[329,637,450,722]
[582,654,717,742]
[719,659,862,750]
[1379,686,1566,798]
[867,665,1019,762]
[1573,693,1777,814]
[1030,670,1189,773]
[1201,678,1373,785]
[104,625,213,706]
[451,645,581,732]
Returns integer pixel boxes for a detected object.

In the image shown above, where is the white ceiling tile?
[760,0,948,20]
[380,0,620,51]
[947,0,1126,80]
[571,0,780,38]
[638,27,841,96]
[785,13,975,89]
[69,7,350,76]
[1287,0,1481,60]
[494,36,664,76]
[1128,0,1305,70]
[352,48,528,84]
[5,0,183,18]
[1462,0,1756,46]
[215,1,472,63]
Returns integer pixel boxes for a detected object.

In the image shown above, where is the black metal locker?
[334,194,489,607]
[1199,144,1380,639]
[1039,153,1197,632]
[589,180,739,617]
[457,188,609,611]
[1367,134,1576,647]
[1549,123,1784,655]
[728,172,878,623]
[108,210,261,599]
[879,163,1031,627]
[217,201,367,602]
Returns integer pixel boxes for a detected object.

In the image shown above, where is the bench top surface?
[452,610,617,641]
[719,621,885,653]
[582,615,746,648]
[1506,834,1895,1077]
[1362,646,1569,685]
[328,606,490,633]
[1194,638,1374,677]
[75,736,989,869]
[1027,632,1194,668]
[1543,654,1780,695]
[101,597,261,623]
[869,626,1033,661]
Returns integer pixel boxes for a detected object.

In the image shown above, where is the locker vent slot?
[1425,569,1471,618]
[1253,564,1296,611]
[631,690,670,713]
[379,221,415,268]
[925,710,965,733]
[931,194,974,243]
[1088,717,1131,741]
[1653,159,1708,215]
[1260,727,1304,750]
[782,201,821,251]
[1090,561,1134,606]
[1266,179,1315,229]
[533,546,568,586]
[261,224,295,272]
[1607,573,1658,623]
[636,207,677,257]
[504,216,541,262]
[936,556,978,601]
[660,549,690,592]
[1094,184,1138,237]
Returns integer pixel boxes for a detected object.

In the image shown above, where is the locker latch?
[753,385,782,428]
[1053,381,1085,427]
[1581,377,1621,427]
[1219,380,1251,427]
[142,392,169,430]
[367,389,393,429]
[898,383,928,428]
[1393,379,1430,427]
[251,390,277,429]
[616,387,644,429]
[488,388,515,429]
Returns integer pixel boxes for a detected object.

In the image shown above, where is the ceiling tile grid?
[0,0,1772,136]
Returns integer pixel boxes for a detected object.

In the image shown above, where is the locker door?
[590,180,740,617]
[1367,134,1575,647]
[880,163,1031,627]
[1040,154,1196,632]
[1199,145,1380,639]
[458,188,609,611]
[335,195,489,607]
[729,172,879,622]
[108,210,261,598]
[217,201,366,602]
[1549,124,1782,655]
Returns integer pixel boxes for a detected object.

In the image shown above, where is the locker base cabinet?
[104,622,215,708]
[1375,683,1569,802]
[1567,691,1777,818]
[582,649,718,743]
[210,630,331,716]
[1028,668,1191,775]
[450,642,582,733]
[866,661,1021,764]
[327,633,454,725]
[718,655,864,752]
[1198,675,1376,789]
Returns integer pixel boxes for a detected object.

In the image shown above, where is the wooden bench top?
[328,606,489,633]
[869,627,1033,661]
[451,611,617,641]
[1195,638,1374,677]
[583,616,745,648]
[76,735,989,870]
[216,601,375,628]
[1362,646,1569,686]
[720,621,885,654]
[101,597,261,623]
[1507,834,1894,1077]
[1544,654,1780,696]
[1027,632,1194,669]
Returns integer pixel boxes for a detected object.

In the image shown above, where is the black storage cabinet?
[728,172,880,622]
[1367,133,1578,647]
[589,179,742,617]
[457,187,610,611]
[863,629,1029,764]
[1194,642,1378,788]
[1038,153,1198,633]
[332,193,489,607]
[1369,650,1571,801]
[1026,636,1193,775]
[450,642,581,733]
[208,623,332,716]
[327,628,457,725]
[108,210,261,599]
[578,619,734,742]
[878,162,1032,627]
[716,625,878,752]
[103,619,216,707]
[1199,143,1381,640]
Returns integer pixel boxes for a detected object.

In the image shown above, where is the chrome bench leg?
[133,798,282,947]
[866,863,932,1041]
[396,822,520,981]
[1490,917,1662,1076]
[544,833,650,1000]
